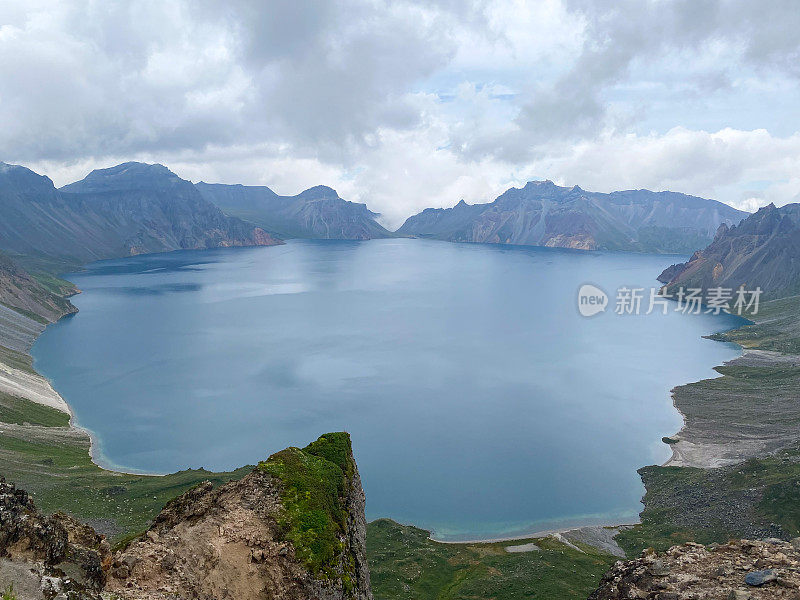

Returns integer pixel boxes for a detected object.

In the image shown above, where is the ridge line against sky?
[2,0,800,229]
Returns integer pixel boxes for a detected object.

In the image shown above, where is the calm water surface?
[32,239,743,539]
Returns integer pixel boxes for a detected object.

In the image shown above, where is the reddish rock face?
[659,203,800,297]
[251,227,281,247]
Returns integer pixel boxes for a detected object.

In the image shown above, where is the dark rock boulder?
[745,569,777,586]
[589,539,800,599]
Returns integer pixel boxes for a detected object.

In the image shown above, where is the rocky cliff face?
[0,162,280,265]
[589,538,800,599]
[197,182,392,240]
[397,181,747,253]
[0,433,372,600]
[659,203,800,298]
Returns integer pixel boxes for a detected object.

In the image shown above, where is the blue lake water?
[32,239,744,540]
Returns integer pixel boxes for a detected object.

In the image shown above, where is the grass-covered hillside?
[0,418,251,543]
[367,519,617,600]
[616,295,800,554]
[258,432,358,580]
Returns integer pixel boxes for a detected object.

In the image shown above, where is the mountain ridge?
[397,180,748,253]
[0,161,279,265]
[658,202,800,298]
[60,161,184,193]
[196,181,392,240]
[0,251,76,324]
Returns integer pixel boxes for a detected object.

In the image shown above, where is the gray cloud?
[3,0,800,226]
[0,1,487,163]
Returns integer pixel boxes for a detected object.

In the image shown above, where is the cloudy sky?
[2,0,800,228]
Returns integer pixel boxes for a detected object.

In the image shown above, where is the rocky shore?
[664,348,800,469]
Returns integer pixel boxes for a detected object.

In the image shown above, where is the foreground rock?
[0,433,372,600]
[0,478,111,599]
[589,539,800,599]
[108,433,371,599]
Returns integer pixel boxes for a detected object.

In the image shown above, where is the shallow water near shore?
[33,238,744,540]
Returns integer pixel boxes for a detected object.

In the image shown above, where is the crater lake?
[32,239,744,540]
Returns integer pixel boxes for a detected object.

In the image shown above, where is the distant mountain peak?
[297,184,339,199]
[0,161,57,192]
[0,163,280,263]
[61,161,184,193]
[88,161,175,178]
[517,180,563,194]
[196,182,391,240]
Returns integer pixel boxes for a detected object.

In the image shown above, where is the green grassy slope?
[258,432,357,580]
[616,296,800,554]
[0,419,251,542]
[367,519,617,600]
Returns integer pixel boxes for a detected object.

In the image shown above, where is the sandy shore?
[0,362,72,413]
[430,523,633,557]
[0,290,167,478]
[663,347,800,469]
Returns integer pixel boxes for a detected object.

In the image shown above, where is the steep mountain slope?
[0,252,76,323]
[659,203,800,297]
[397,181,748,253]
[0,162,279,265]
[196,182,392,240]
